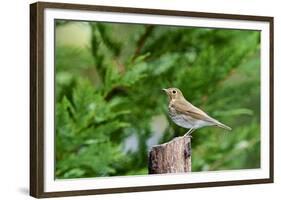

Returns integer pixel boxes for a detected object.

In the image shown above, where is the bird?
[162,87,231,137]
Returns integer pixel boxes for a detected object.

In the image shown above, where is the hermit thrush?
[162,88,231,136]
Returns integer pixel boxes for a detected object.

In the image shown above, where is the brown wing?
[172,99,232,130]
[172,99,216,123]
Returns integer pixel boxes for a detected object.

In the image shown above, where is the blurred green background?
[55,20,260,179]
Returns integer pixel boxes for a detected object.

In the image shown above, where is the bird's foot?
[184,133,192,138]
[184,128,194,138]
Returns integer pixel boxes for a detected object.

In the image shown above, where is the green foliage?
[55,21,261,178]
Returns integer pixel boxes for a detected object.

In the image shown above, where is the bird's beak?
[162,88,168,93]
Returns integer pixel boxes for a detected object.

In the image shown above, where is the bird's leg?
[184,128,195,138]
[185,128,193,135]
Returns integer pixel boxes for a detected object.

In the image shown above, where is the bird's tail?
[215,121,232,131]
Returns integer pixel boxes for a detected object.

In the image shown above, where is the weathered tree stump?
[148,136,191,174]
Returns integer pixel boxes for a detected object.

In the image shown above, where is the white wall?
[0,0,280,199]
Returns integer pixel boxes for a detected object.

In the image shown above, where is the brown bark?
[148,136,191,174]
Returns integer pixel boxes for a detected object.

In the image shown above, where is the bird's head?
[162,88,184,101]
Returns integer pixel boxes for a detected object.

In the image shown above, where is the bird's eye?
[172,90,176,94]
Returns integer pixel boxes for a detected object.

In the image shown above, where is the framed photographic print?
[30,1,274,198]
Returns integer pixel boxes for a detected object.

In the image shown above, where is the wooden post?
[148,136,191,174]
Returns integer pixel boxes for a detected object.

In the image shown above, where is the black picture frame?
[30,1,274,198]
